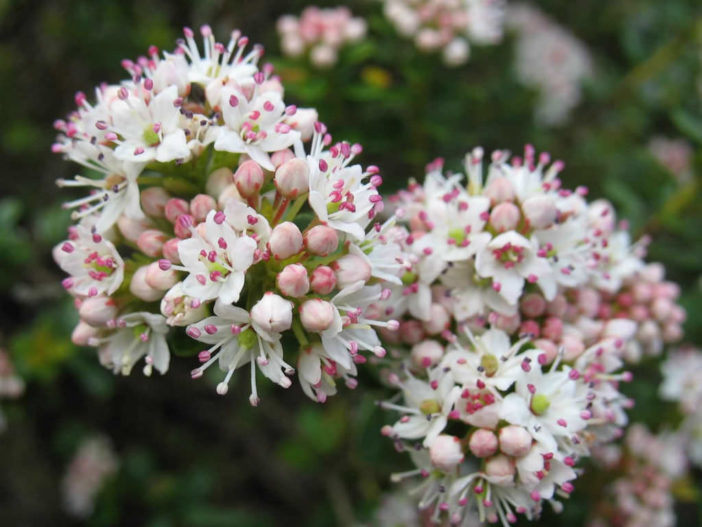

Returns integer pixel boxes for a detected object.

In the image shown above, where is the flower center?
[492,242,525,269]
[420,399,441,415]
[480,354,499,377]
[530,393,550,415]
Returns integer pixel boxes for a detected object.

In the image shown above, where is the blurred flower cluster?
[382,0,506,66]
[0,349,24,432]
[53,26,404,406]
[277,6,367,68]
[506,3,593,126]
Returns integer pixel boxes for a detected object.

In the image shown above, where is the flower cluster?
[53,27,403,405]
[648,136,694,185]
[588,424,686,527]
[277,6,367,68]
[62,436,119,518]
[374,146,679,525]
[0,349,24,432]
[383,0,506,66]
[660,346,702,466]
[506,3,593,125]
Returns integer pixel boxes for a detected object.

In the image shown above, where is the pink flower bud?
[274,158,309,198]
[206,167,234,199]
[269,221,303,259]
[164,198,189,223]
[277,264,310,298]
[78,296,118,327]
[484,455,515,485]
[499,425,532,457]
[429,434,464,472]
[141,187,170,217]
[522,195,557,229]
[145,261,179,290]
[561,335,585,361]
[333,253,371,289]
[490,313,521,334]
[546,294,568,317]
[490,202,521,232]
[217,185,241,209]
[310,266,337,294]
[271,149,295,169]
[577,288,601,318]
[534,339,558,363]
[130,265,163,302]
[651,297,673,320]
[637,320,661,344]
[190,194,217,222]
[162,238,181,263]
[422,303,450,335]
[541,317,563,340]
[640,262,665,283]
[71,321,100,346]
[250,293,293,335]
[117,215,153,243]
[519,320,540,337]
[304,225,339,256]
[520,293,546,318]
[663,323,682,342]
[603,318,637,340]
[632,283,653,303]
[174,214,194,239]
[410,340,444,368]
[400,320,425,345]
[136,229,167,257]
[469,429,499,458]
[299,299,336,332]
[234,160,265,198]
[484,177,515,204]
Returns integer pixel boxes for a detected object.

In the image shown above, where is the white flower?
[305,134,381,240]
[187,300,294,405]
[475,231,556,305]
[111,85,191,163]
[176,210,257,304]
[298,343,358,403]
[500,365,590,453]
[56,146,145,233]
[54,224,124,297]
[97,312,170,375]
[214,86,299,170]
[383,368,461,447]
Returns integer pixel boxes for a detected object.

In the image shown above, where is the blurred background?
[0,0,700,525]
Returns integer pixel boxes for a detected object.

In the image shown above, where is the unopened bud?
[162,238,181,263]
[190,194,217,222]
[234,160,265,198]
[72,321,100,345]
[141,187,170,217]
[269,222,303,259]
[422,303,451,335]
[275,158,309,198]
[522,195,557,229]
[499,425,533,457]
[429,435,464,472]
[145,261,179,290]
[304,225,339,256]
[271,149,295,168]
[484,455,515,485]
[410,340,444,368]
[490,202,521,232]
[484,177,515,204]
[299,299,336,332]
[469,429,499,458]
[333,253,371,289]
[164,198,189,223]
[250,293,293,335]
[79,296,118,326]
[130,265,163,302]
[520,293,546,318]
[206,167,233,199]
[117,215,152,243]
[136,229,167,257]
[310,265,337,294]
[277,264,309,298]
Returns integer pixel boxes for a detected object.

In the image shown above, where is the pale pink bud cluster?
[277,7,367,68]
